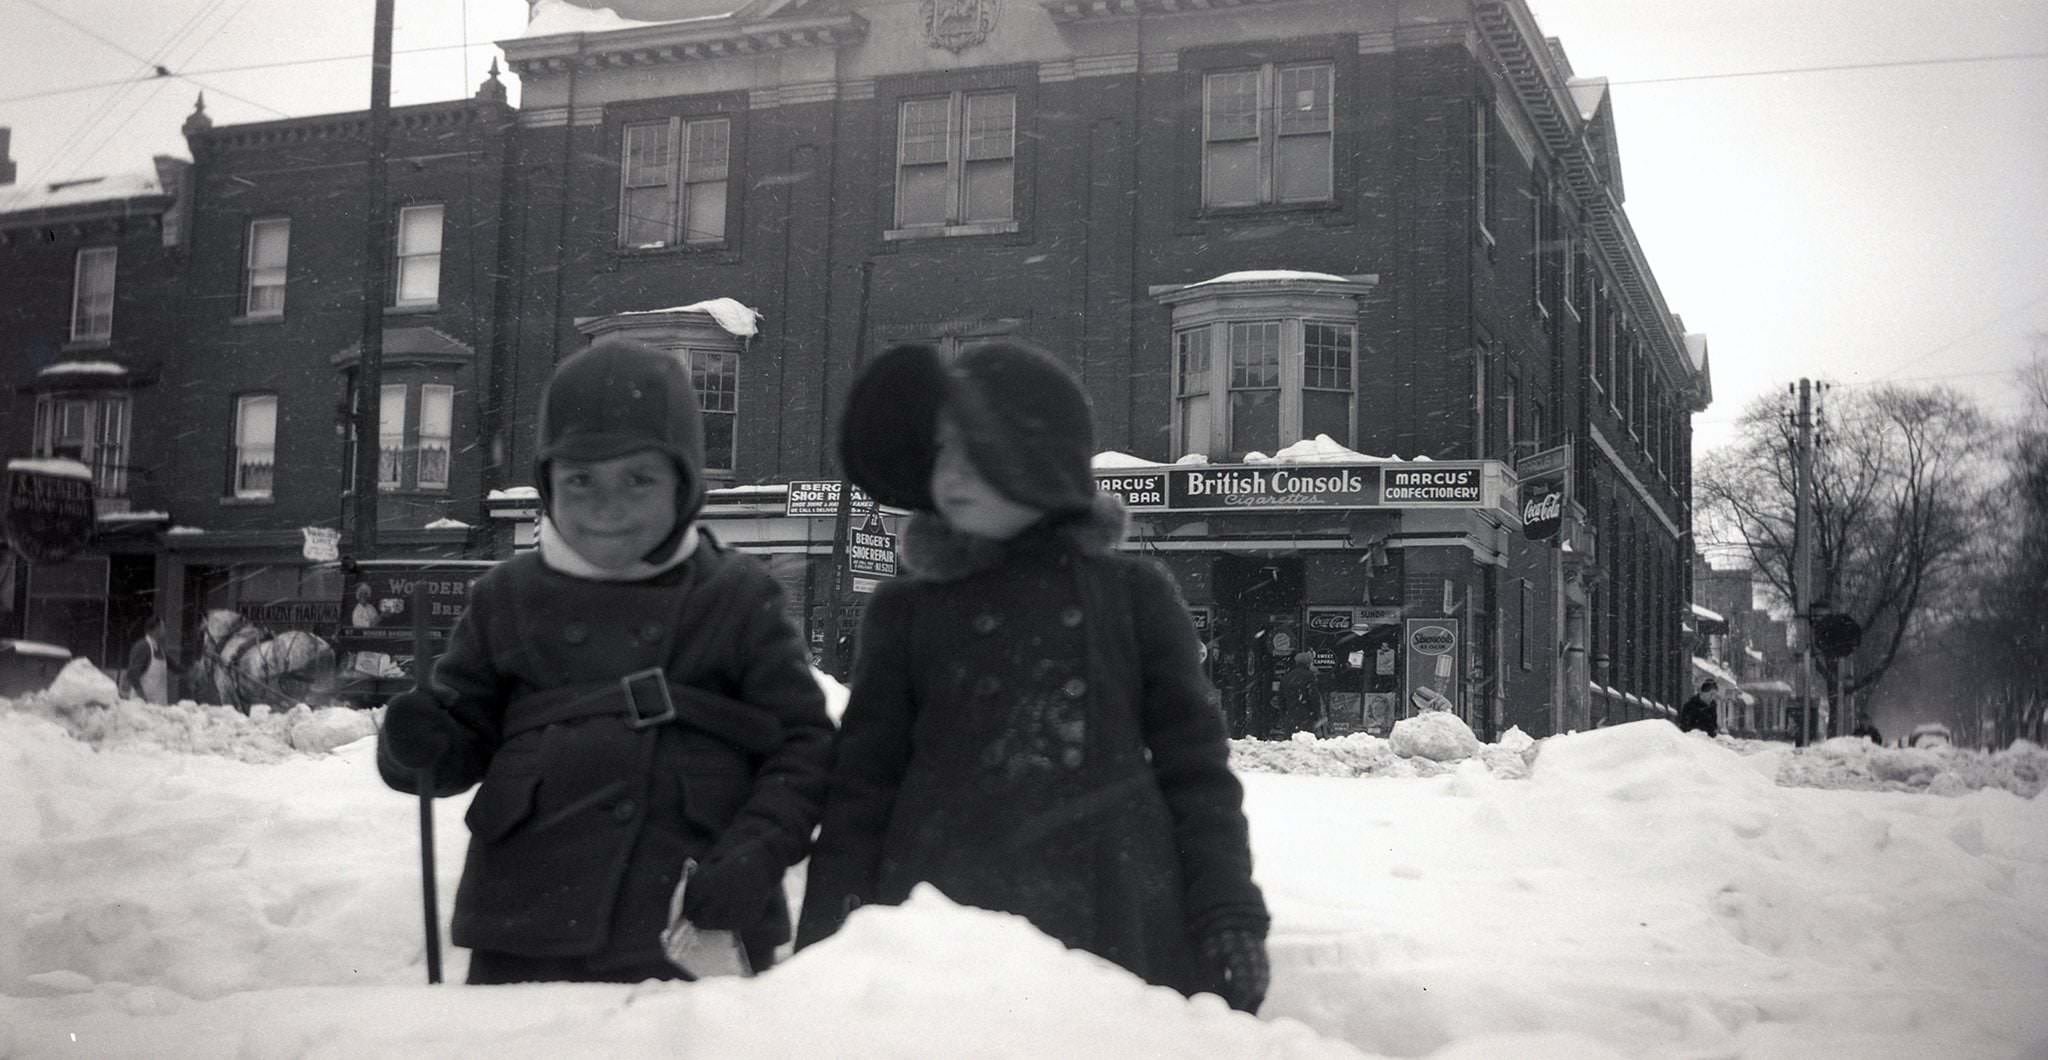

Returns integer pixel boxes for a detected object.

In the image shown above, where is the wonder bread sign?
[1096,462,1511,513]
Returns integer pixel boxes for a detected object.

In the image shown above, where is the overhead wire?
[19,0,230,182]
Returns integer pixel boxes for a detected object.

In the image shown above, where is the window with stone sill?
[620,116,730,249]
[232,393,277,499]
[71,246,116,342]
[1201,62,1333,209]
[393,204,443,307]
[33,393,129,498]
[243,217,289,317]
[896,90,1015,231]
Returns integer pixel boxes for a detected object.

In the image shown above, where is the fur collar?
[898,492,1128,583]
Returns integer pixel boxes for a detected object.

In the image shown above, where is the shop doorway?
[1210,555,1304,739]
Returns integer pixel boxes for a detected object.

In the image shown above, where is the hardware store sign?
[1096,463,1487,512]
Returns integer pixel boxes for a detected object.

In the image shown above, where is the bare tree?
[1696,383,1996,698]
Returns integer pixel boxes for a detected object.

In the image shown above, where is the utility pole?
[820,260,875,678]
[1792,378,1816,746]
[351,0,395,556]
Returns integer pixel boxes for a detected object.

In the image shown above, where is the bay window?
[1155,273,1372,460]
[32,394,129,498]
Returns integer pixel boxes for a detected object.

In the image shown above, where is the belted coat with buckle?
[795,496,1268,997]
[376,540,833,969]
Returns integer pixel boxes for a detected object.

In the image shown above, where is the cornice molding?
[502,13,867,78]
[1041,0,1312,24]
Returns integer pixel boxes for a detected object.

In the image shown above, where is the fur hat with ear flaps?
[534,336,709,532]
[840,340,1098,514]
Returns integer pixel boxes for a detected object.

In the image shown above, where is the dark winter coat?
[1678,693,1720,737]
[377,538,833,970]
[795,496,1268,997]
[1277,662,1325,735]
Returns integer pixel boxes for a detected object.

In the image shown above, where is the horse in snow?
[192,609,335,712]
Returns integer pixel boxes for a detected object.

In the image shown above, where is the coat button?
[975,675,1002,697]
[1060,607,1084,628]
[1062,677,1087,699]
[612,799,636,822]
[563,622,587,645]
[973,613,1001,634]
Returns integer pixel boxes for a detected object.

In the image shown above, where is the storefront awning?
[1691,655,1756,705]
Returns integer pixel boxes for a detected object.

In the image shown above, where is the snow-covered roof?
[0,170,164,216]
[1268,435,1399,464]
[1690,602,1726,623]
[1093,451,1167,469]
[618,297,762,338]
[486,487,540,501]
[1184,269,1357,288]
[522,0,734,38]
[165,526,207,535]
[37,361,128,377]
[98,510,170,523]
[710,484,790,496]
[422,518,470,530]
[5,457,93,480]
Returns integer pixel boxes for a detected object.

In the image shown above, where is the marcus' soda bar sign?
[1095,462,1498,512]
[3,460,96,564]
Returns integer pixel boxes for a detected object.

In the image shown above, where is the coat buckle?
[620,668,677,729]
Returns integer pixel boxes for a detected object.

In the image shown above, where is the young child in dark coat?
[796,341,1271,1014]
[378,337,834,985]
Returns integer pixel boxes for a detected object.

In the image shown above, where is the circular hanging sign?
[3,460,97,565]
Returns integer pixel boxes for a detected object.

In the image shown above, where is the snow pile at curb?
[1231,712,1534,780]
[1769,735,2046,798]
[1390,711,1482,761]
[3,660,376,763]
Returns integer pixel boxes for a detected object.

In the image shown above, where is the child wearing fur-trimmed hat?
[376,336,833,984]
[796,340,1272,1014]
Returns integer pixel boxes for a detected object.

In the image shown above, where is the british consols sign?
[3,459,96,565]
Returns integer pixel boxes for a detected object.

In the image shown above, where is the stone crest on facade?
[922,0,997,52]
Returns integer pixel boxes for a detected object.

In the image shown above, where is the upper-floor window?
[374,382,456,492]
[393,204,443,307]
[243,218,289,317]
[621,117,730,249]
[233,393,277,499]
[71,246,116,341]
[1473,100,1496,242]
[1172,319,1357,458]
[897,91,1015,229]
[33,393,128,498]
[1202,63,1333,208]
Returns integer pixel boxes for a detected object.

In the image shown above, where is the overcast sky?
[3,0,2044,456]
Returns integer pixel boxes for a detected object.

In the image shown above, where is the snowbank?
[2,699,2044,1059]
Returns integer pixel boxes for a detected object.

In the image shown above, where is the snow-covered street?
[1,666,2043,1059]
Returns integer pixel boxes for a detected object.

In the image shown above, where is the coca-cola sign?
[1516,444,1571,542]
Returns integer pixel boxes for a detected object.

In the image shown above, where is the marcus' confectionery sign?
[1096,462,1503,513]
[3,459,96,565]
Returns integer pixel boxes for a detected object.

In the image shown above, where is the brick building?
[2,0,1709,735]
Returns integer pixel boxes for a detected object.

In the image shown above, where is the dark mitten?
[1200,927,1271,1015]
[685,841,783,931]
[379,689,461,773]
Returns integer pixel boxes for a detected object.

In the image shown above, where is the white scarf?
[539,516,700,581]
